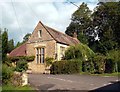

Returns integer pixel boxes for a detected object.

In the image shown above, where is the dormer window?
[38,30,42,38]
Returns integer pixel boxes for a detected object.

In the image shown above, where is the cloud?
[0,0,97,44]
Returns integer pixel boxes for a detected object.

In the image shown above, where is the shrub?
[50,59,82,74]
[117,60,120,72]
[93,54,106,74]
[11,72,22,87]
[15,60,28,72]
[106,50,120,73]
[45,57,54,67]
[105,59,115,73]
[9,56,35,62]
[25,56,35,62]
[82,58,95,73]
[65,44,95,61]
[2,64,14,84]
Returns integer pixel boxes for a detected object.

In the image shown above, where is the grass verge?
[2,84,36,92]
[80,72,120,77]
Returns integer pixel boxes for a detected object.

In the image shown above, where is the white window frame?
[38,30,42,38]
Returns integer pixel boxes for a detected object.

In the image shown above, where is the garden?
[50,43,120,75]
[2,56,35,91]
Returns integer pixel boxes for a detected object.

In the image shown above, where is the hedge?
[9,56,35,62]
[15,60,28,72]
[50,59,82,74]
[2,64,14,84]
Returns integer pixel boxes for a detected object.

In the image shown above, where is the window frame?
[36,47,45,64]
[38,30,42,38]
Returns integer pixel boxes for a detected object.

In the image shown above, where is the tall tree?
[23,33,31,42]
[89,2,120,54]
[65,2,92,44]
[2,28,8,62]
[8,39,14,53]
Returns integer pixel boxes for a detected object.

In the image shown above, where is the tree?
[89,2,120,54]
[65,2,92,44]
[2,28,8,62]
[65,43,95,61]
[8,39,14,53]
[23,33,31,42]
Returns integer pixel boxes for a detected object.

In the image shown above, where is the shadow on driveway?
[90,81,120,92]
[37,84,55,91]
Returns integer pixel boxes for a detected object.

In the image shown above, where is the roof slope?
[9,43,27,57]
[41,22,80,45]
[45,26,80,45]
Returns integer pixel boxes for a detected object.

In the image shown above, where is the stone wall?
[27,40,56,73]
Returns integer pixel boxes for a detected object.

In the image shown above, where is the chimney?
[73,32,77,38]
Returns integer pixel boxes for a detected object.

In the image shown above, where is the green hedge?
[2,64,14,84]
[65,44,95,61]
[50,59,82,74]
[15,60,28,72]
[9,56,35,62]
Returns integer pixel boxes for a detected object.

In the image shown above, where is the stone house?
[9,21,80,73]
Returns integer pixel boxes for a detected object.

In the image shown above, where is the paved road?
[28,74,119,91]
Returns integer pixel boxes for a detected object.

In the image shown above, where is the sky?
[0,0,98,44]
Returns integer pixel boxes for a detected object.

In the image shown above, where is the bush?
[65,44,95,61]
[11,72,22,86]
[25,56,35,62]
[9,56,35,62]
[105,59,115,73]
[15,60,28,72]
[117,60,120,72]
[45,57,54,67]
[93,54,106,74]
[82,58,95,73]
[106,50,120,73]
[2,64,14,84]
[50,59,82,74]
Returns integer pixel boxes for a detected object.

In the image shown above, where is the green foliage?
[2,64,14,84]
[106,49,120,73]
[9,56,35,62]
[11,72,22,87]
[65,43,95,61]
[105,59,115,73]
[50,59,82,74]
[2,29,8,62]
[82,58,94,74]
[93,54,106,74]
[8,39,14,53]
[23,33,31,42]
[25,56,35,62]
[65,2,91,44]
[15,60,28,72]
[45,57,54,67]
[2,85,34,91]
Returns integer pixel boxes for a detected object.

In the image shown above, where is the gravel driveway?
[28,74,119,91]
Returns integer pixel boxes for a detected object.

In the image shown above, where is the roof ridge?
[39,21,80,45]
[45,25,76,40]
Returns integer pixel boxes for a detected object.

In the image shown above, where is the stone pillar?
[22,73,28,86]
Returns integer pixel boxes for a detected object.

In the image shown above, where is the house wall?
[56,43,69,61]
[27,40,56,73]
[26,22,56,73]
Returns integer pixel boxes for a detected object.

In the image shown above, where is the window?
[60,46,65,60]
[38,30,42,38]
[36,48,45,64]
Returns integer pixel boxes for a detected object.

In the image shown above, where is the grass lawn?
[2,84,36,92]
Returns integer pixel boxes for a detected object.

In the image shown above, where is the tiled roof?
[42,24,80,45]
[9,43,27,57]
[45,26,80,45]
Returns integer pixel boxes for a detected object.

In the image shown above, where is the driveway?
[28,74,119,91]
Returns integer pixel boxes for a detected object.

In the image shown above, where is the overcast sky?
[0,0,98,44]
